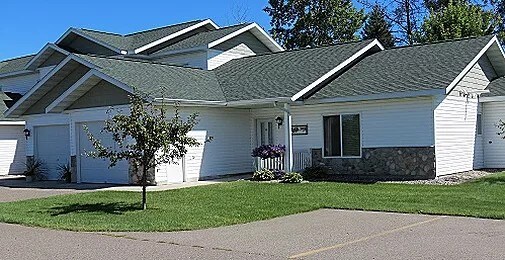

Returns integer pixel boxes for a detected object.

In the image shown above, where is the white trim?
[208,23,284,52]
[0,121,25,125]
[291,39,384,101]
[303,89,446,105]
[45,70,96,113]
[4,55,75,118]
[55,28,122,54]
[446,36,499,94]
[45,69,134,113]
[134,19,219,54]
[24,43,70,70]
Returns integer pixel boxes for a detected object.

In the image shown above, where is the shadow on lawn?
[50,202,141,216]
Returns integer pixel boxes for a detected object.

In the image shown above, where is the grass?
[0,173,504,232]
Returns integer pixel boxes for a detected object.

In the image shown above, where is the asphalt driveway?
[1,209,504,259]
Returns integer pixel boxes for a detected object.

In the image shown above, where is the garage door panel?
[35,125,70,180]
[0,126,26,175]
[78,121,128,184]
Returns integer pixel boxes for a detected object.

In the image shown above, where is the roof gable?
[312,35,496,100]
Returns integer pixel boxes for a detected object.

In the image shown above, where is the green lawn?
[0,173,504,232]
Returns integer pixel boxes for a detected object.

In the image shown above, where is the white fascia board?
[4,55,75,118]
[302,89,446,105]
[446,36,498,94]
[291,39,385,101]
[45,70,97,113]
[0,70,35,79]
[479,96,505,102]
[0,121,25,126]
[226,97,292,107]
[24,43,70,70]
[134,19,219,54]
[154,98,227,107]
[207,23,284,52]
[56,28,122,54]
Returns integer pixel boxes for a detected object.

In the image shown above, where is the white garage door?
[78,121,129,184]
[483,101,505,168]
[35,125,70,180]
[0,125,26,175]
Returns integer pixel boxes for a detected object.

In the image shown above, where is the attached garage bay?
[34,125,70,180]
[77,121,129,184]
[0,124,26,175]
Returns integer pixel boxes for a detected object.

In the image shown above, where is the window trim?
[321,112,362,159]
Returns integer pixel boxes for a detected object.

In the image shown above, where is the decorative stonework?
[311,147,436,180]
[128,159,156,185]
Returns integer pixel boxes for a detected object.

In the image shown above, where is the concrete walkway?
[0,175,248,202]
[1,209,504,259]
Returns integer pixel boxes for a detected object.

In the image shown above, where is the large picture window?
[323,114,361,157]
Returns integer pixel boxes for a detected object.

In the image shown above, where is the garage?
[34,125,70,180]
[77,121,129,184]
[0,124,26,175]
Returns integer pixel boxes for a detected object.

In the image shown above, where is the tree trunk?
[142,185,147,210]
[405,0,413,45]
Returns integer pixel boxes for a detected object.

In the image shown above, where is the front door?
[256,119,274,146]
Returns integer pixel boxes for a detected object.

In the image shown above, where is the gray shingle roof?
[0,91,22,121]
[0,55,36,75]
[484,76,505,97]
[76,20,206,51]
[214,40,376,101]
[76,55,224,101]
[312,35,495,99]
[152,23,251,54]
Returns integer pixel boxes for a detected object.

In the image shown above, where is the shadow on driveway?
[0,176,126,191]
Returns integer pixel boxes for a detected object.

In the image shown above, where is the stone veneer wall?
[311,147,436,180]
[70,156,77,183]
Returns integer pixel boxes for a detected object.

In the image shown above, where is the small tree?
[85,93,199,210]
[362,5,396,48]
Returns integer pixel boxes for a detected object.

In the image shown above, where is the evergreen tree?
[362,5,396,48]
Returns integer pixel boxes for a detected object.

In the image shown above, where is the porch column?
[284,103,293,172]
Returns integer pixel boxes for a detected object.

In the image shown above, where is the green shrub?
[58,164,72,183]
[302,165,329,180]
[281,172,304,183]
[252,169,275,181]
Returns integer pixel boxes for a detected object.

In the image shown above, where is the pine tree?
[362,5,395,48]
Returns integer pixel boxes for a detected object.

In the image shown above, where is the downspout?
[274,102,293,172]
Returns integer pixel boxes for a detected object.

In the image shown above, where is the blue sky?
[0,0,275,60]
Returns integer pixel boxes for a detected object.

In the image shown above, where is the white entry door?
[35,125,70,180]
[78,121,129,184]
[256,119,274,146]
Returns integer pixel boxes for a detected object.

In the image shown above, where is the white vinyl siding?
[251,97,435,155]
[0,73,39,94]
[482,101,505,168]
[153,51,208,69]
[434,95,480,176]
[453,55,496,93]
[0,125,26,175]
[208,43,256,70]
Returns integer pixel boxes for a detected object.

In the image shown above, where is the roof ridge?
[0,54,37,63]
[79,28,124,37]
[388,35,495,51]
[220,39,374,62]
[124,19,206,37]
[77,54,208,71]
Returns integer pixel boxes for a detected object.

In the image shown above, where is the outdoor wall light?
[23,129,31,140]
[275,116,283,129]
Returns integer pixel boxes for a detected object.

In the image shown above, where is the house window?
[477,113,483,135]
[323,114,361,157]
